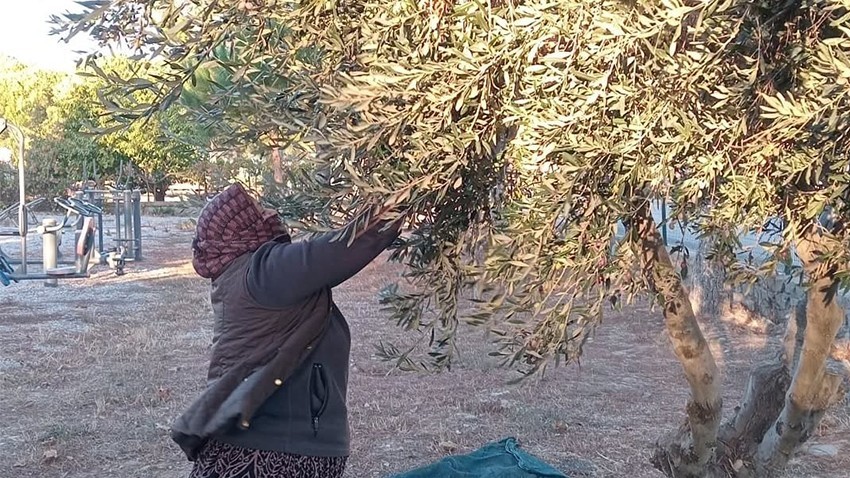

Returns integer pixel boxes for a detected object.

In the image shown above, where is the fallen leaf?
[156,387,172,401]
[553,421,569,433]
[438,440,458,453]
[43,449,59,464]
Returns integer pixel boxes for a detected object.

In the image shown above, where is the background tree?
[177,22,315,186]
[96,105,208,200]
[0,56,96,201]
[85,56,211,200]
[58,0,850,476]
[0,53,210,203]
[0,55,63,136]
[26,75,120,196]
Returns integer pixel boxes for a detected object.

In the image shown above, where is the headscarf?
[191,182,286,279]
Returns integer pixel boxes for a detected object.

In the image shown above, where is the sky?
[0,0,98,72]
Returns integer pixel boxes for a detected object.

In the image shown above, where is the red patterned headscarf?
[192,183,286,280]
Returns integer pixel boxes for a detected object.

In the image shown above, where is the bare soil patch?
[1,216,847,477]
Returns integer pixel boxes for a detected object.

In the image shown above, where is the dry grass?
[1,216,848,478]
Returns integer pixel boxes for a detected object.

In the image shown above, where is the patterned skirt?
[189,439,348,478]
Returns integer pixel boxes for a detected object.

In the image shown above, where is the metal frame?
[0,118,29,274]
[0,118,103,286]
[0,197,45,230]
[74,187,143,263]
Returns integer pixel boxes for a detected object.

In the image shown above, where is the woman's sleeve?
[246,219,402,308]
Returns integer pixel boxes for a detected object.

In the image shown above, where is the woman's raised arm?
[246,217,402,308]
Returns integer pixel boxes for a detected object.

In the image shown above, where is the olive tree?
[58,0,850,475]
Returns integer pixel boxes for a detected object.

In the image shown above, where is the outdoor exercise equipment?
[0,249,16,286]
[0,118,27,263]
[0,197,45,234]
[71,186,143,273]
[0,187,101,287]
[0,117,124,287]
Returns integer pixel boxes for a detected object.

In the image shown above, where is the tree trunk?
[658,228,849,478]
[149,172,170,202]
[753,230,847,475]
[632,206,723,477]
[154,185,167,202]
[710,302,804,477]
[271,147,285,184]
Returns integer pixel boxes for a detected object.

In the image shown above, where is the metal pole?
[88,190,104,255]
[123,190,134,260]
[9,123,28,275]
[114,191,122,249]
[661,200,668,246]
[42,219,58,288]
[10,259,77,266]
[132,189,142,261]
[74,190,85,247]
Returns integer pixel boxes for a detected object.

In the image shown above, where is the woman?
[172,182,403,477]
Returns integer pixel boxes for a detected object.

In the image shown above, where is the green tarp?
[391,438,568,478]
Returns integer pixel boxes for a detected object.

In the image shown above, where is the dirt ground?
[1,216,848,478]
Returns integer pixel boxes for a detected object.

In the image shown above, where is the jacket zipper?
[309,363,329,436]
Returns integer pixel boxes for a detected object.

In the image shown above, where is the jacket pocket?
[309,363,329,436]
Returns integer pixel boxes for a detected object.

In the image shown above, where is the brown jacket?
[172,220,400,460]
